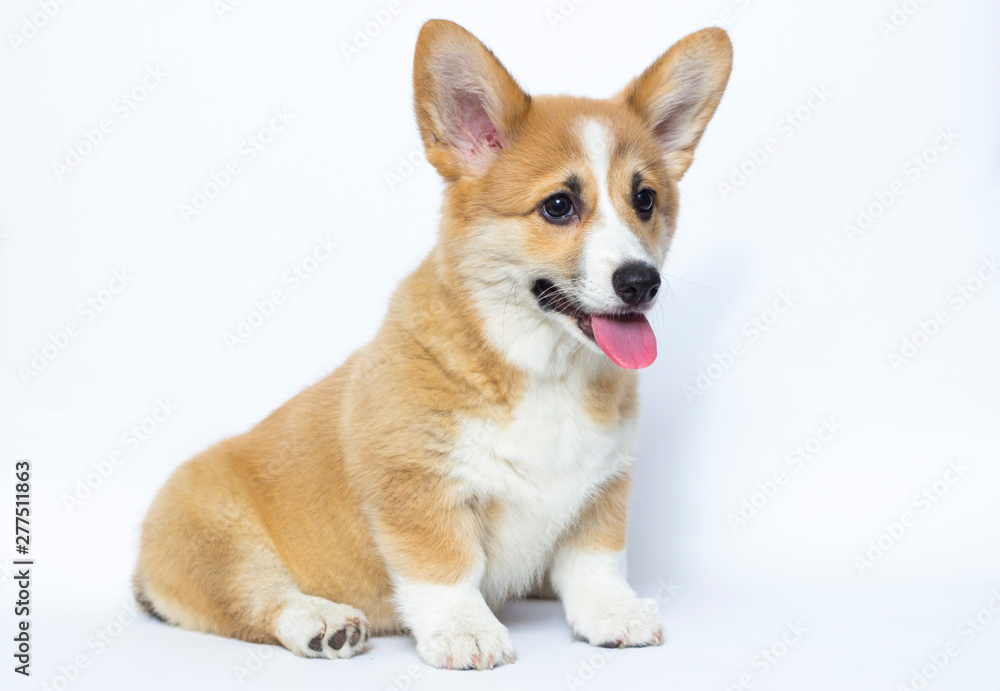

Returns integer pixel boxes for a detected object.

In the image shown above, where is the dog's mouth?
[531,279,657,369]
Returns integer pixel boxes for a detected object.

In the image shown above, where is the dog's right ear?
[617,28,733,180]
[413,20,530,181]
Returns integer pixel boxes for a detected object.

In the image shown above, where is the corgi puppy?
[134,19,732,670]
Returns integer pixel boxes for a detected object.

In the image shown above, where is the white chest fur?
[449,371,636,606]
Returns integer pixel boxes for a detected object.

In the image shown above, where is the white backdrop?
[2,1,999,689]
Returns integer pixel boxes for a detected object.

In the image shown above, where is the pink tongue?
[591,314,657,369]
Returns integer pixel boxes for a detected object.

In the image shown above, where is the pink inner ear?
[456,93,502,162]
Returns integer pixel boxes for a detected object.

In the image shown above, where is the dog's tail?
[132,569,167,623]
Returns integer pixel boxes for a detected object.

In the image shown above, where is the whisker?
[665,233,714,247]
[501,279,516,352]
[661,272,714,290]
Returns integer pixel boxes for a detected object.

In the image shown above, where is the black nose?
[612,262,660,307]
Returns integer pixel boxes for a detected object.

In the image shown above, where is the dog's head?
[413,20,732,374]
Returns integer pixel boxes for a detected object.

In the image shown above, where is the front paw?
[571,597,663,648]
[416,625,516,670]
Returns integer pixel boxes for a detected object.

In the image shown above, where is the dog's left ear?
[618,28,733,179]
[413,20,531,180]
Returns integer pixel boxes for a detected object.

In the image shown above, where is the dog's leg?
[393,556,515,669]
[549,473,664,648]
[372,470,515,670]
[135,447,371,660]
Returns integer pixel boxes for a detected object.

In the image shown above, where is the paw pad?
[329,628,347,650]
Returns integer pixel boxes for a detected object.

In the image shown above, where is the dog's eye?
[540,193,574,223]
[634,188,655,218]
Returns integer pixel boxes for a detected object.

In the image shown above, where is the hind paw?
[276,595,370,660]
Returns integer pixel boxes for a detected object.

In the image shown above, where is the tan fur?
[567,472,633,554]
[135,19,731,659]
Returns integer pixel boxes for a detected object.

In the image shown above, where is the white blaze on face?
[578,119,657,313]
